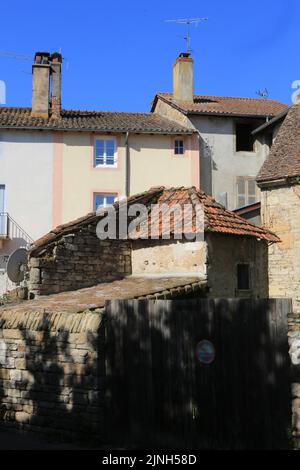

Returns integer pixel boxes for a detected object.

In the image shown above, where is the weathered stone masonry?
[29,225,131,297]
[288,311,300,439]
[0,309,105,439]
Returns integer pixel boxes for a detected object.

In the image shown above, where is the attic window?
[237,263,250,290]
[236,123,255,152]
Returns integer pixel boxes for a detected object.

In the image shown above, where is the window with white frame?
[236,177,257,208]
[94,193,117,211]
[174,139,184,155]
[94,139,117,167]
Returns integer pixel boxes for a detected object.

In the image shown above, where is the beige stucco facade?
[58,131,199,225]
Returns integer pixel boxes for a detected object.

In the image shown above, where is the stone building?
[257,100,300,439]
[152,53,288,211]
[257,101,300,311]
[27,186,278,300]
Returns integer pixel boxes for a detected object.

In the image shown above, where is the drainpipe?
[125,131,130,197]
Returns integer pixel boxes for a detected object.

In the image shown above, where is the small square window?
[237,264,250,290]
[94,193,117,211]
[174,139,184,155]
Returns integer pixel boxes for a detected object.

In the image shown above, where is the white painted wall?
[0,131,54,240]
[0,131,54,295]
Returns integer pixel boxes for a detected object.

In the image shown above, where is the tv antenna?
[256,88,269,99]
[0,50,69,70]
[0,51,32,61]
[165,17,208,53]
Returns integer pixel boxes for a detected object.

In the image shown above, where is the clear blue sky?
[0,0,299,111]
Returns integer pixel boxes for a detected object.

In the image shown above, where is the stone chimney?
[173,52,194,103]
[31,52,51,118]
[50,52,62,118]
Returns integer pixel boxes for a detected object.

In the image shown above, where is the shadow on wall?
[106,298,292,449]
[0,298,293,449]
[0,313,106,444]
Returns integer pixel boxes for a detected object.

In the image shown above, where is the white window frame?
[94,193,117,211]
[94,138,118,168]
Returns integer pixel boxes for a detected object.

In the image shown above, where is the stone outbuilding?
[27,186,278,302]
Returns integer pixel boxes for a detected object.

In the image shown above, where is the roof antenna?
[165,17,208,54]
[256,88,269,99]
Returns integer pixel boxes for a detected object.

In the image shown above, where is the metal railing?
[0,212,33,245]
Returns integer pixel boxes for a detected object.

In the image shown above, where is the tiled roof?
[152,93,288,117]
[30,186,279,255]
[0,277,207,314]
[0,107,193,134]
[257,103,300,183]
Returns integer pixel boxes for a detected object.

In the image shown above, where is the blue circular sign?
[195,340,215,364]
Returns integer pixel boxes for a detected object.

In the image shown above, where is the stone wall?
[288,311,300,440]
[28,225,131,297]
[0,309,105,440]
[261,185,300,312]
[206,233,269,298]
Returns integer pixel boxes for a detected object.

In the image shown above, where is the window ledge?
[235,289,253,298]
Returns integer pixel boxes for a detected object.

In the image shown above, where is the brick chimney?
[173,52,194,103]
[31,52,51,118]
[50,52,62,118]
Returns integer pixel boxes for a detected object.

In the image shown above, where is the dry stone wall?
[28,225,132,297]
[0,309,105,440]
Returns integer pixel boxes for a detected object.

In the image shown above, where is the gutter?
[252,108,289,136]
[256,176,300,189]
[0,125,194,135]
[125,131,130,197]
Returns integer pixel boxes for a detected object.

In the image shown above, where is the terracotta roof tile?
[152,93,288,117]
[257,103,300,183]
[30,186,279,255]
[0,107,193,134]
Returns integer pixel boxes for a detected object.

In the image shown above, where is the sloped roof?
[30,187,279,256]
[257,103,300,184]
[152,93,288,117]
[0,277,206,315]
[0,107,194,134]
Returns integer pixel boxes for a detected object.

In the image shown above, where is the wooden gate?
[105,298,291,449]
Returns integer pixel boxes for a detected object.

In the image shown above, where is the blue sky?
[0,0,299,111]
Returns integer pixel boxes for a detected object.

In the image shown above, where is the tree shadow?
[106,298,292,449]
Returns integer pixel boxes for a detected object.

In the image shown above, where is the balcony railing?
[0,212,33,246]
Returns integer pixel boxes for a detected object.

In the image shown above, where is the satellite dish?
[6,248,28,283]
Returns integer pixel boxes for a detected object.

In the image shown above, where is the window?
[94,193,117,211]
[174,139,184,155]
[237,264,251,290]
[236,123,255,152]
[236,177,257,208]
[94,139,117,167]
